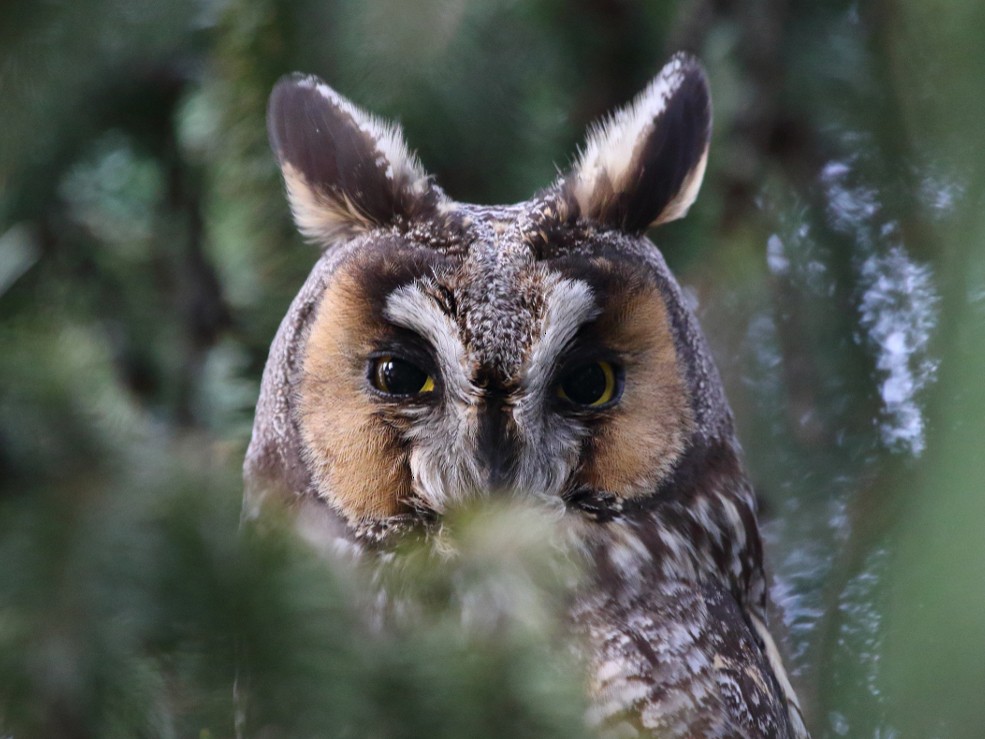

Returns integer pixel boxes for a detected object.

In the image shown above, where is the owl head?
[246,53,731,547]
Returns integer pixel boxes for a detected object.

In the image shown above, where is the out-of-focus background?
[2,1,984,736]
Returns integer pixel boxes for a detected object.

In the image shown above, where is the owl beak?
[478,395,518,492]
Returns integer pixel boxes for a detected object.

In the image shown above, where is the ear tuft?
[563,53,712,234]
[267,74,442,246]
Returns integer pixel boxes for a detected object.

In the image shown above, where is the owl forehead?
[337,205,656,385]
[454,213,546,381]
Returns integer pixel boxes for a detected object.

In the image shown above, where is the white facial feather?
[516,277,598,415]
[385,284,483,512]
[512,277,599,498]
[385,283,472,405]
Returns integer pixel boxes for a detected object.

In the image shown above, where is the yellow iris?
[557,360,618,407]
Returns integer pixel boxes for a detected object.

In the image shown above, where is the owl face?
[297,216,696,526]
[253,53,717,539]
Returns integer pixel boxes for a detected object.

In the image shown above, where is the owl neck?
[586,437,767,614]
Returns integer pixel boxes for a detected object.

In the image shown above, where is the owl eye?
[557,360,620,407]
[370,356,435,396]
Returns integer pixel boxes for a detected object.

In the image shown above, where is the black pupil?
[379,358,428,395]
[562,363,607,405]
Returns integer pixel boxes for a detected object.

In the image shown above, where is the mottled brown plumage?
[245,53,808,737]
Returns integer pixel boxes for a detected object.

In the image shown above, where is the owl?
[244,53,809,738]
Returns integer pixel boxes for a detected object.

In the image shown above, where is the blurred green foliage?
[1,0,984,736]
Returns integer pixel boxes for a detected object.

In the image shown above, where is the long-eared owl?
[245,53,809,737]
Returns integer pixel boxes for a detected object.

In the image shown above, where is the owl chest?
[568,514,797,738]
